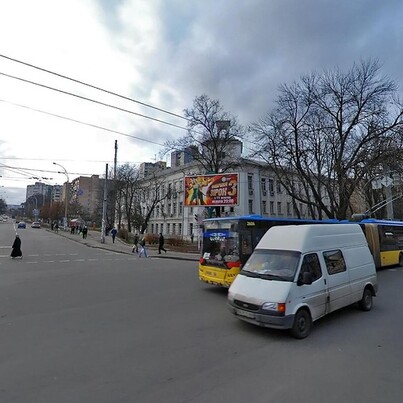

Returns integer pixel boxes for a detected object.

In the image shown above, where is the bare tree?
[114,163,141,233]
[164,94,245,217]
[250,59,403,219]
[137,173,171,234]
[165,94,244,173]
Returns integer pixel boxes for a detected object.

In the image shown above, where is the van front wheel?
[291,309,312,339]
[358,288,373,311]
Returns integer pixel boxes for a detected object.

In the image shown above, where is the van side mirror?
[297,271,313,286]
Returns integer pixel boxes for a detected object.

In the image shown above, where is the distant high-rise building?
[170,146,196,167]
[26,182,48,199]
[139,161,167,178]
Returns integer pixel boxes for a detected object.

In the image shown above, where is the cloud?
[2,0,403,205]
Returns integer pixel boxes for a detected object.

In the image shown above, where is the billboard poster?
[184,173,238,206]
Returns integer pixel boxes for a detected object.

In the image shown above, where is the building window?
[262,200,267,214]
[268,178,274,194]
[167,223,170,234]
[160,224,163,233]
[172,223,176,234]
[287,202,292,216]
[248,175,253,189]
[277,202,282,215]
[276,181,282,193]
[261,178,266,191]
[179,202,183,214]
[178,223,182,235]
[173,202,177,216]
[270,201,274,215]
[248,199,253,214]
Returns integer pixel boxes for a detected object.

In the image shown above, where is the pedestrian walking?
[158,232,167,254]
[138,237,148,258]
[111,227,118,243]
[132,233,139,253]
[11,234,22,259]
[82,225,88,239]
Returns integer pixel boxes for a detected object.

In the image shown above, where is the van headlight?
[262,302,286,314]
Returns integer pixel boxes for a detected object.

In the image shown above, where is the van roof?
[256,224,367,253]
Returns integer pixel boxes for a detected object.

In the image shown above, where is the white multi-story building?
[140,156,323,239]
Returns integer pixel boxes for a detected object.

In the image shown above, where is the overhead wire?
[0,72,189,132]
[0,98,167,147]
[0,53,188,121]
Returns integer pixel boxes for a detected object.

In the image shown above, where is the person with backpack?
[138,236,148,258]
[111,227,118,243]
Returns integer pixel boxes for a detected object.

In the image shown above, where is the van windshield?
[241,249,300,282]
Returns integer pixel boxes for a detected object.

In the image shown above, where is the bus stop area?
[51,228,200,262]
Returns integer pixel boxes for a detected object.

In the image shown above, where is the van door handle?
[324,279,327,285]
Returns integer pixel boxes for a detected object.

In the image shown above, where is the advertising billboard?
[184,173,238,206]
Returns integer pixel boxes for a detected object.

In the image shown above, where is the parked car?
[17,222,26,229]
[31,222,41,229]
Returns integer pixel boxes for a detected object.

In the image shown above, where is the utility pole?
[101,164,108,244]
[112,140,118,227]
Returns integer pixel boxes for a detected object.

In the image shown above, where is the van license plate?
[236,309,255,319]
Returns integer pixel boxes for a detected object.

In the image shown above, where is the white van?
[227,224,378,338]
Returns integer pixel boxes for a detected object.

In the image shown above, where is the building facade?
[138,156,327,240]
[70,175,103,219]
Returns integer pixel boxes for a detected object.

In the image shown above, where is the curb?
[48,229,200,262]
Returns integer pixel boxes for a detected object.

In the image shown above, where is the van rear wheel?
[291,309,312,339]
[358,288,373,311]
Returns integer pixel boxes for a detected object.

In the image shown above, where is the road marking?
[59,260,70,263]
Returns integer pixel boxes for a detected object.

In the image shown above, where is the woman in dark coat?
[11,234,22,258]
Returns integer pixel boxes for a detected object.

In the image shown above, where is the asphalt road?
[1,221,403,403]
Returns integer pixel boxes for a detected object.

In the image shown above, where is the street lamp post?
[53,162,70,229]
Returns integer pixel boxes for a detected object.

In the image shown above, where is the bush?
[145,233,158,245]
[167,235,185,247]
[118,227,129,241]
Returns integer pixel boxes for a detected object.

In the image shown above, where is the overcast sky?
[1,0,403,205]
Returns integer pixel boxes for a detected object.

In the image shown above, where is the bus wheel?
[290,309,312,339]
[399,254,403,267]
[358,288,373,311]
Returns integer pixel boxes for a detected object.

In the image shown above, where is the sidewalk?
[51,229,200,262]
